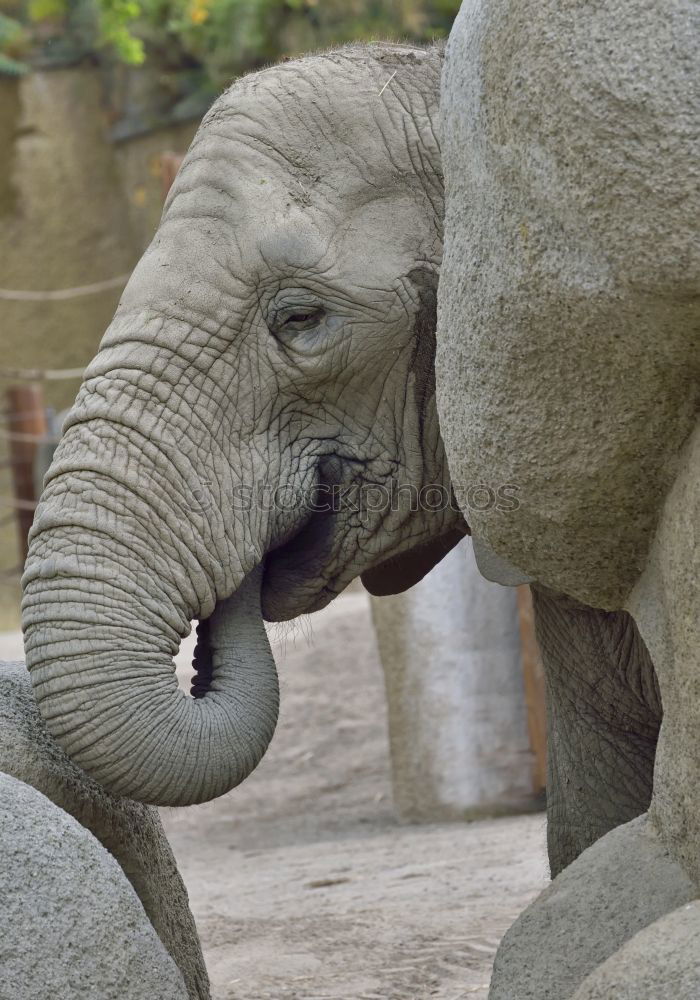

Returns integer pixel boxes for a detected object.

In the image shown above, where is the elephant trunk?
[21,428,279,807]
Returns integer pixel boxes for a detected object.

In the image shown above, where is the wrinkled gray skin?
[22,43,461,807]
[0,662,209,1000]
[22,42,657,880]
[533,589,659,876]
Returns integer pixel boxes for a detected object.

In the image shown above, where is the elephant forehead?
[189,58,425,194]
[256,222,326,271]
[164,120,399,258]
[255,192,421,272]
[207,58,390,149]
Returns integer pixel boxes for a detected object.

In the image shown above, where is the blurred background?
[0,0,461,626]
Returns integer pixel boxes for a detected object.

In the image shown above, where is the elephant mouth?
[260,505,340,621]
[259,454,361,620]
[260,511,470,621]
[258,455,471,620]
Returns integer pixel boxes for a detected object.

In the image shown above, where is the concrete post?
[370,537,536,821]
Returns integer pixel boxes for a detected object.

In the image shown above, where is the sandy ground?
[0,591,549,1000]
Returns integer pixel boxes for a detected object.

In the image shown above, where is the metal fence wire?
[0,366,84,571]
[0,152,184,590]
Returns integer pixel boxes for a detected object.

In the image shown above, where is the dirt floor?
[161,589,549,1000]
[0,589,548,999]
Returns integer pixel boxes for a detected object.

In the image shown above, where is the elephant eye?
[267,291,329,350]
[268,299,327,347]
[279,307,325,332]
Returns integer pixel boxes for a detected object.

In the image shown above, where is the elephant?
[0,662,209,999]
[21,41,465,807]
[18,34,680,996]
[1,770,190,1000]
[438,0,698,995]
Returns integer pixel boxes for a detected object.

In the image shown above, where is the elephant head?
[22,43,466,806]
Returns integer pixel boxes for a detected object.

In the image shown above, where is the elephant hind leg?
[532,586,661,876]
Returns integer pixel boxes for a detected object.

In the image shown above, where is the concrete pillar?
[370,537,536,821]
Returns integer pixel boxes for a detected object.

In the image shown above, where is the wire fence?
[0,274,131,302]
[0,366,87,381]
[0,365,85,577]
[0,152,182,603]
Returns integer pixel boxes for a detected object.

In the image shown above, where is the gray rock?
[437,0,698,611]
[0,772,189,1000]
[489,815,697,999]
[571,901,700,1000]
[626,424,700,888]
[439,2,700,992]
[0,661,208,999]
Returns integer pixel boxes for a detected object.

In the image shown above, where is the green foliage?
[116,0,460,85]
[97,0,144,62]
[140,0,461,91]
[27,0,65,19]
[0,9,29,72]
[2,0,99,69]
[19,0,143,64]
[2,0,460,108]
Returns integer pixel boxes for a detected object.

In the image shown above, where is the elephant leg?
[531,587,662,876]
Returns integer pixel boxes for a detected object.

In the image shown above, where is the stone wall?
[0,66,199,626]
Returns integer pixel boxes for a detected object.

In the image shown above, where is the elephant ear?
[361,525,468,596]
[363,266,469,595]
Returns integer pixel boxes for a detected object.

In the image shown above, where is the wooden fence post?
[6,383,47,563]
[160,152,184,202]
[516,585,547,793]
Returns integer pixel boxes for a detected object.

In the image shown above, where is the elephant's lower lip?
[260,514,340,621]
[260,562,339,622]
